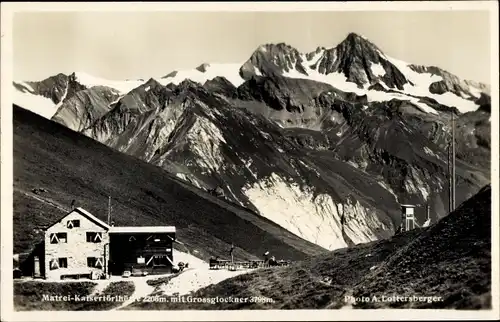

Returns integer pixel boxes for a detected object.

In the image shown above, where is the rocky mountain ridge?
[12,32,491,251]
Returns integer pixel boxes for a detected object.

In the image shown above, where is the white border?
[1,1,499,321]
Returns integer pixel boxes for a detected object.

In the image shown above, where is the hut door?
[33,256,41,278]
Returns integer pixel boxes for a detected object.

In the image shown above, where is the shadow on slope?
[13,105,325,263]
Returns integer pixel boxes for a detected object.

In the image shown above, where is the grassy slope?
[132,229,424,310]
[138,185,491,310]
[13,105,325,262]
[351,184,492,309]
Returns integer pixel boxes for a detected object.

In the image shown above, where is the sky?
[13,10,492,83]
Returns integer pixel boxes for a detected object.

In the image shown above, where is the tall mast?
[451,112,456,211]
[107,196,111,225]
[447,142,452,213]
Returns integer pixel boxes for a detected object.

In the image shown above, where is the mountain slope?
[76,81,409,250]
[13,105,326,262]
[236,75,489,220]
[13,73,86,118]
[51,86,121,132]
[46,75,489,250]
[12,72,144,118]
[13,32,491,252]
[351,184,492,309]
[138,184,491,310]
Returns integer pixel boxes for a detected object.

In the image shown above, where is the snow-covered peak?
[160,63,245,88]
[71,71,145,95]
[239,33,488,114]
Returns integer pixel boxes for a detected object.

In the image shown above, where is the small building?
[108,226,176,276]
[27,207,176,280]
[400,204,416,232]
[44,208,110,280]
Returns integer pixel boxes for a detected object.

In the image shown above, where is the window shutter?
[50,259,59,270]
[50,233,59,243]
[94,233,102,242]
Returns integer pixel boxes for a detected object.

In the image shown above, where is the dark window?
[50,233,67,244]
[58,258,68,268]
[86,232,102,243]
[152,255,169,266]
[58,233,67,243]
[87,257,103,268]
[67,220,80,228]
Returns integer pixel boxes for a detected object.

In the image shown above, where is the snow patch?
[108,95,123,107]
[13,87,58,118]
[160,63,245,88]
[16,81,35,93]
[365,88,439,115]
[55,84,69,109]
[278,49,480,114]
[370,63,385,77]
[283,64,364,96]
[73,72,144,94]
[382,55,480,113]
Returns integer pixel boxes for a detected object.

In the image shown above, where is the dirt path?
[89,279,113,296]
[160,267,252,296]
[112,276,156,311]
[15,188,68,212]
